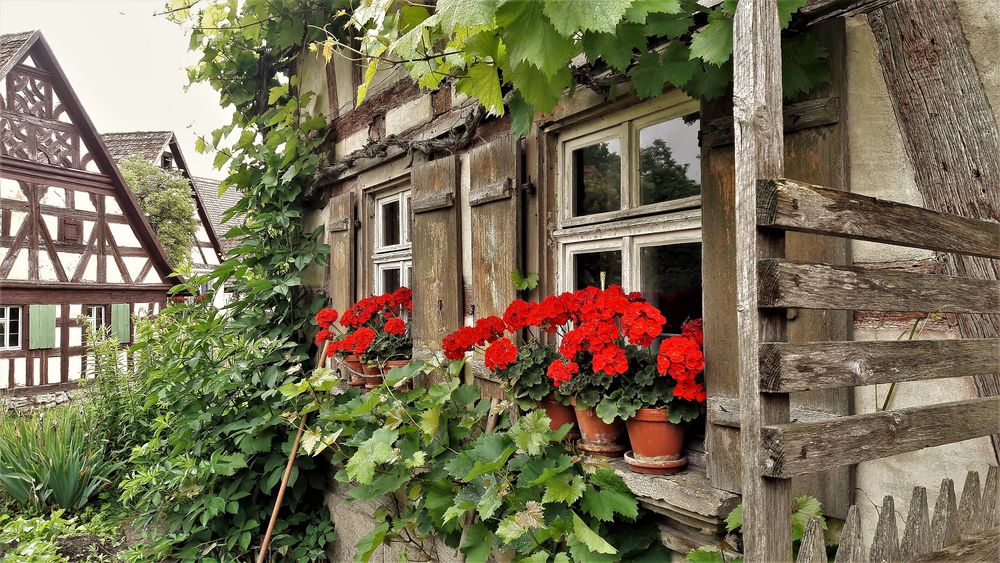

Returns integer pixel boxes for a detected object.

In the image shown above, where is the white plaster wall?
[109,223,140,248]
[844,13,997,542]
[7,249,28,279]
[956,0,1000,130]
[334,128,370,160]
[300,50,331,119]
[77,194,95,212]
[385,94,433,137]
[39,186,65,207]
[105,196,122,215]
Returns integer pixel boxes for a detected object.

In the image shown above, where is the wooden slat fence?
[795,467,999,562]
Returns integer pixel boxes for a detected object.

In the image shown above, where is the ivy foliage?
[331,0,828,136]
[118,154,198,270]
[282,360,672,563]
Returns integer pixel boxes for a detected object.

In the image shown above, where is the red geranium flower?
[351,327,377,355]
[316,308,338,329]
[315,329,331,346]
[392,287,413,309]
[591,344,628,376]
[681,318,704,347]
[546,360,578,387]
[484,338,518,371]
[385,317,406,335]
[656,336,705,398]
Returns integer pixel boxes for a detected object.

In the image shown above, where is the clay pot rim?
[384,359,411,366]
[631,407,676,422]
[624,451,688,474]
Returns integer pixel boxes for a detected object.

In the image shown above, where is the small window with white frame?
[556,94,703,334]
[372,186,412,294]
[86,305,106,333]
[0,305,22,350]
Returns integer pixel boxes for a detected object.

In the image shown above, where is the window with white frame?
[86,305,106,332]
[372,187,412,294]
[556,96,703,334]
[0,306,22,350]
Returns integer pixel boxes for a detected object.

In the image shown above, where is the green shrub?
[0,408,115,512]
[80,323,151,464]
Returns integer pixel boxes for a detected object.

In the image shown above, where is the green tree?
[118,154,198,270]
[640,138,701,203]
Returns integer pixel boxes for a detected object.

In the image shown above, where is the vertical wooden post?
[733,0,791,560]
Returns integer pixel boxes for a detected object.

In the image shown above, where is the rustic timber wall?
[844,9,998,546]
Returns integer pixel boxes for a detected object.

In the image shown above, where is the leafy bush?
[120,300,334,561]
[80,323,151,465]
[118,154,198,269]
[284,360,670,562]
[0,408,115,512]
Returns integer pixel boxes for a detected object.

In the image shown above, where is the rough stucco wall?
[844,14,996,544]
[956,0,1000,130]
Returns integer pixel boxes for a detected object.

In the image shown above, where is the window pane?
[380,199,401,247]
[403,195,412,243]
[639,243,702,334]
[381,267,402,294]
[572,139,621,216]
[574,250,622,290]
[639,116,701,205]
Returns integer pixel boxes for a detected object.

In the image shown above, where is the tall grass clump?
[0,407,115,512]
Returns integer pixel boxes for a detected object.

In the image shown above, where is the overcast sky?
[0,0,232,178]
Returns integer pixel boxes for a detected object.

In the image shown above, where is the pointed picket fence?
[795,466,999,562]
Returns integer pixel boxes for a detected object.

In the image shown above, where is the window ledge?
[610,459,739,523]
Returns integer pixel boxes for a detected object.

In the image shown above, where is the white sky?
[0,0,232,178]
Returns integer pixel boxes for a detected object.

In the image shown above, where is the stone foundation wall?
[1,384,83,411]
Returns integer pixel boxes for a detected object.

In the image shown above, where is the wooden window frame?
[85,304,107,332]
[366,179,413,294]
[0,305,23,351]
[558,93,702,229]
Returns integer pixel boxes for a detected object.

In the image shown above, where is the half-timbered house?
[102,130,225,277]
[297,0,999,557]
[0,30,175,397]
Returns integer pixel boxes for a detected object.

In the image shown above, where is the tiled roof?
[101,131,173,163]
[192,176,242,252]
[0,31,34,70]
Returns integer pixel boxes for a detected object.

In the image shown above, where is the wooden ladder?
[732,1,1000,560]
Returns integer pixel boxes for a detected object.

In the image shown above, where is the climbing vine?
[319,0,828,136]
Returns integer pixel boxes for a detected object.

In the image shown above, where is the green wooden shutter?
[28,305,56,349]
[110,304,131,343]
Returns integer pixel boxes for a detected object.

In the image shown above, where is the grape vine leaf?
[542,474,586,504]
[782,35,829,98]
[645,11,693,39]
[355,522,390,563]
[542,0,633,35]
[571,511,617,555]
[688,11,733,66]
[509,93,535,139]
[625,0,683,23]
[436,0,497,35]
[346,427,399,485]
[579,469,639,521]
[457,63,504,116]
[512,410,551,455]
[629,52,666,99]
[460,522,495,563]
[582,24,646,73]
[497,1,580,78]
[510,63,570,113]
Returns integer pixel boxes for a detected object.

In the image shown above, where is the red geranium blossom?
[681,318,704,347]
[546,359,578,387]
[315,329,331,346]
[484,338,519,371]
[385,317,406,335]
[656,336,705,386]
[591,344,629,376]
[316,308,338,329]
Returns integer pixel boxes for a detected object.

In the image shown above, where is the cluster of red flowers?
[442,316,506,360]
[546,359,578,387]
[656,319,706,403]
[314,287,412,358]
[484,338,518,371]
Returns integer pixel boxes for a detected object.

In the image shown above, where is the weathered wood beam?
[708,397,838,428]
[868,0,1000,463]
[703,97,840,147]
[757,178,1000,259]
[761,397,1000,478]
[733,0,792,559]
[800,0,900,24]
[760,339,1000,392]
[758,259,1000,314]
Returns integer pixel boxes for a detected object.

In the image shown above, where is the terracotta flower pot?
[343,354,366,387]
[361,363,383,389]
[381,359,412,390]
[539,394,580,441]
[624,408,688,475]
[571,397,628,457]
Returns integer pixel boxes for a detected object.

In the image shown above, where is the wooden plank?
[870,496,900,563]
[834,505,865,563]
[930,479,960,550]
[901,486,931,560]
[757,178,1000,259]
[800,0,900,24]
[758,259,1000,314]
[325,191,355,314]
[410,156,462,360]
[469,134,520,320]
[958,471,983,537]
[760,339,1000,392]
[868,0,1000,464]
[796,517,828,563]
[703,96,840,147]
[761,397,1000,478]
[707,396,838,428]
[984,466,999,529]
[609,460,741,520]
[59,304,69,383]
[732,0,791,559]
[914,526,1000,562]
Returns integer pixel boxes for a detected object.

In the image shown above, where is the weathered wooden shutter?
[111,303,131,343]
[468,133,521,319]
[702,20,852,518]
[28,304,56,349]
[326,191,356,313]
[410,156,462,359]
